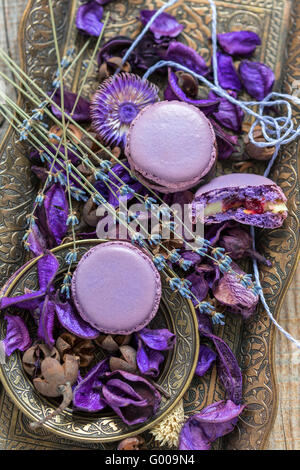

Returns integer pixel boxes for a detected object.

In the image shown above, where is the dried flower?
[150,399,185,448]
[91,73,159,147]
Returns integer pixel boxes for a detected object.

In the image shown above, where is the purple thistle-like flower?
[91,73,159,147]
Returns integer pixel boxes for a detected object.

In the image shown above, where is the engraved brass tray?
[0,0,299,450]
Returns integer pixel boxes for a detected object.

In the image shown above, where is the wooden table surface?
[0,0,299,451]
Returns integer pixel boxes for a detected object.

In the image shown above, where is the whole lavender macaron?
[125,101,217,193]
[190,173,288,228]
[71,241,162,335]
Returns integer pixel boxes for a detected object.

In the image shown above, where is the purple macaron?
[125,101,217,193]
[71,241,162,335]
[190,173,288,228]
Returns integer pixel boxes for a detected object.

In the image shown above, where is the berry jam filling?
[222,197,265,214]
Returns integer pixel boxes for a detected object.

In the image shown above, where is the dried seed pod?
[111,146,121,160]
[109,345,137,373]
[82,197,99,227]
[243,123,275,161]
[176,71,198,98]
[95,334,132,353]
[22,344,60,377]
[117,436,146,450]
[49,124,82,145]
[99,57,131,81]
[30,381,73,431]
[33,354,79,397]
[56,333,95,368]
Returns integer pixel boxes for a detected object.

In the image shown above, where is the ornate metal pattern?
[0,0,299,450]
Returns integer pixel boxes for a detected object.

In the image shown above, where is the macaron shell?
[125,101,217,191]
[194,173,286,201]
[71,242,162,334]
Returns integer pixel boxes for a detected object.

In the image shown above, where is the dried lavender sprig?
[0,104,217,313]
[0,49,257,295]
[48,1,109,275]
[0,77,248,298]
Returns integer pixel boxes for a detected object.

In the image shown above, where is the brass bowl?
[0,240,199,443]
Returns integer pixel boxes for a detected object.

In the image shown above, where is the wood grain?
[0,0,299,450]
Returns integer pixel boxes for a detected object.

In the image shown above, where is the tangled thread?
[121,0,300,348]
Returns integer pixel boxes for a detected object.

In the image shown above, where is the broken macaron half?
[190,173,288,228]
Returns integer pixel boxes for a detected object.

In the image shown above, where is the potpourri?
[0,0,291,450]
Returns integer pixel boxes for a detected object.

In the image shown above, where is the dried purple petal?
[167,69,220,114]
[37,251,59,292]
[216,52,242,91]
[208,90,244,133]
[51,88,91,122]
[140,10,184,39]
[136,339,165,378]
[218,226,271,266]
[73,358,110,412]
[75,1,104,37]
[0,314,31,357]
[101,370,161,426]
[213,266,259,319]
[166,42,209,77]
[198,319,242,404]
[138,327,176,351]
[195,345,217,377]
[0,289,45,311]
[55,296,99,339]
[218,31,261,57]
[98,36,133,66]
[27,224,47,256]
[186,271,209,306]
[43,184,69,246]
[239,60,275,101]
[94,161,145,208]
[179,400,245,450]
[210,118,239,160]
[37,296,56,347]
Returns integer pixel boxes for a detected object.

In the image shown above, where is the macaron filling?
[191,174,288,228]
[125,101,217,193]
[71,242,162,335]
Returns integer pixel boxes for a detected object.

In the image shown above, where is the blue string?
[143,61,300,149]
[117,0,179,73]
[120,0,300,348]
